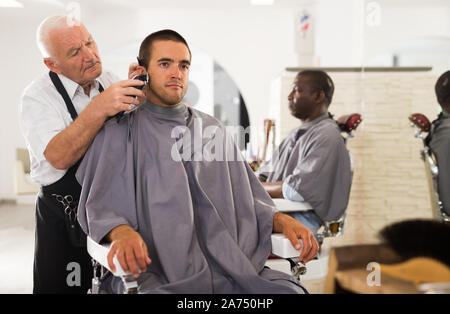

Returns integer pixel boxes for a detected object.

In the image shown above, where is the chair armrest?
[87,236,128,276]
[271,233,302,258]
[272,198,313,212]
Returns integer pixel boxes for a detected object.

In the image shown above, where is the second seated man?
[426,70,450,217]
[259,70,352,237]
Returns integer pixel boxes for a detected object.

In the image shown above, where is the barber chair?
[320,112,362,243]
[87,237,138,294]
[267,199,345,282]
[267,113,362,281]
[86,231,306,294]
[408,113,450,222]
[268,200,318,281]
[314,112,362,246]
[14,148,39,195]
[336,113,362,144]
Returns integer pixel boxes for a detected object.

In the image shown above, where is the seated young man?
[76,30,319,294]
[259,70,352,237]
[427,70,450,216]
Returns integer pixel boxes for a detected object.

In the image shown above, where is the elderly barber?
[19,15,144,294]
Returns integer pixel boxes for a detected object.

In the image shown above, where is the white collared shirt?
[18,71,119,186]
[282,181,305,202]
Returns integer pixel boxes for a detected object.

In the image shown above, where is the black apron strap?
[47,71,105,180]
[49,71,79,120]
[49,71,104,121]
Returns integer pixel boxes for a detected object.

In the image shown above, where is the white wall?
[314,0,450,70]
[134,8,299,144]
[0,13,54,200]
[0,5,300,200]
[2,0,450,200]
[315,0,365,66]
[364,2,450,64]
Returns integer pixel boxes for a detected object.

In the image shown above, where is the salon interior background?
[1,0,450,234]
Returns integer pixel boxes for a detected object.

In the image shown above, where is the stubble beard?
[147,82,186,106]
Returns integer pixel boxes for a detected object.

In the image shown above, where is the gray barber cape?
[429,111,450,216]
[76,101,306,294]
[259,113,351,222]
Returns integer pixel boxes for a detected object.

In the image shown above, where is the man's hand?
[273,212,319,263]
[262,181,283,198]
[128,62,147,104]
[90,79,145,118]
[43,75,146,170]
[106,225,151,278]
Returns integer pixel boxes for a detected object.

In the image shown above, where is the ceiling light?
[250,0,274,6]
[0,0,23,7]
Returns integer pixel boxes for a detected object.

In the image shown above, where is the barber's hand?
[106,225,151,278]
[273,212,319,263]
[128,62,139,79]
[91,79,146,118]
[128,62,148,104]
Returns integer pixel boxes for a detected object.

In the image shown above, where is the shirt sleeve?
[282,181,305,201]
[19,91,66,165]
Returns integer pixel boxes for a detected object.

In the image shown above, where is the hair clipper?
[114,73,149,122]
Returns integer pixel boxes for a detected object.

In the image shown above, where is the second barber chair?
[267,113,363,282]
[408,113,450,222]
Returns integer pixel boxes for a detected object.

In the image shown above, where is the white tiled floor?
[0,202,35,294]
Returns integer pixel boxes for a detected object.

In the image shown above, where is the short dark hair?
[297,70,334,106]
[138,29,191,69]
[435,71,450,108]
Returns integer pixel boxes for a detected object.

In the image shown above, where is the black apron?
[33,71,104,294]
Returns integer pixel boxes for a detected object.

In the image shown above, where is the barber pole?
[299,11,310,38]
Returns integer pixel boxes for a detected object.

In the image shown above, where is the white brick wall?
[270,68,440,246]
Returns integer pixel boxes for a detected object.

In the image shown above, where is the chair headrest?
[409,113,431,132]
[337,113,362,133]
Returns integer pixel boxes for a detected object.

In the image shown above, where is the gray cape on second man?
[76,101,306,294]
[429,111,450,216]
[259,114,352,222]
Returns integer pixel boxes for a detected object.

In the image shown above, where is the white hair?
[36,15,81,58]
